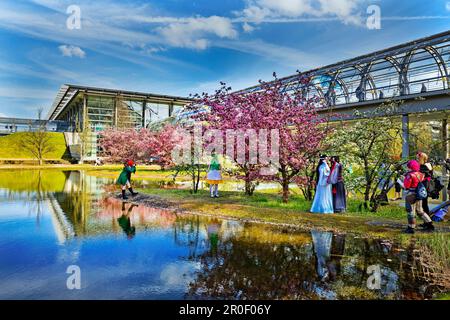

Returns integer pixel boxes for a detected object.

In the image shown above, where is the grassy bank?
[135,187,438,238]
[0,132,68,160]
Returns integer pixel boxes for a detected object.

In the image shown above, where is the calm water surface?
[0,170,439,300]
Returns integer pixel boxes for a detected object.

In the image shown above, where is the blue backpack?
[416,180,428,201]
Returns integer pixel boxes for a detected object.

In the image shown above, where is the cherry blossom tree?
[99,124,179,168]
[189,74,330,202]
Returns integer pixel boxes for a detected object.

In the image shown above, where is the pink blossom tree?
[190,75,330,202]
[99,124,179,169]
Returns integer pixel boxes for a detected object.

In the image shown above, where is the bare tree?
[19,108,55,165]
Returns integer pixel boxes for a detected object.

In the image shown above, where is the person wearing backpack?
[416,152,433,214]
[403,160,434,234]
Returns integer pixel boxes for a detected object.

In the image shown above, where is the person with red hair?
[402,160,434,234]
[117,160,138,200]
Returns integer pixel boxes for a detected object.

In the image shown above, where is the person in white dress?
[206,151,222,198]
[310,155,334,214]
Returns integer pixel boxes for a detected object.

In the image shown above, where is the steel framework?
[237,30,450,109]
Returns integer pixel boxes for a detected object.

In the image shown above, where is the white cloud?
[238,0,364,25]
[158,16,238,50]
[447,2,450,11]
[58,45,86,58]
[243,22,255,33]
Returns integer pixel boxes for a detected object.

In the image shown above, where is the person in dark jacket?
[416,152,433,214]
[402,160,434,234]
[117,160,138,200]
[328,156,347,213]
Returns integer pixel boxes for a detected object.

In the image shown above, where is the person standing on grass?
[117,160,138,200]
[206,151,222,198]
[445,158,450,199]
[416,152,433,215]
[328,156,347,213]
[310,155,334,214]
[392,172,403,201]
[402,160,434,234]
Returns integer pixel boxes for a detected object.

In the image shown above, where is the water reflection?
[0,170,444,299]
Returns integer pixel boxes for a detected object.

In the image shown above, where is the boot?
[128,188,138,196]
[423,222,435,232]
[122,190,128,200]
[404,227,415,234]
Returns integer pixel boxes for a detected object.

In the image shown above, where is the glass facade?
[86,96,115,131]
[117,99,143,129]
[145,103,170,127]
[54,90,188,161]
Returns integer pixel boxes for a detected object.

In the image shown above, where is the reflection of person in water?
[206,219,220,255]
[326,234,345,281]
[311,230,346,283]
[117,202,137,239]
[311,230,333,281]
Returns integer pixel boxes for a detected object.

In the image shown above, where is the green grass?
[435,292,450,300]
[417,233,450,269]
[0,132,68,160]
[139,186,406,221]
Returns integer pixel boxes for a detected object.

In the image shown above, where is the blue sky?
[0,0,450,118]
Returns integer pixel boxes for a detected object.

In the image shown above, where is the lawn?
[0,132,68,160]
[134,186,427,239]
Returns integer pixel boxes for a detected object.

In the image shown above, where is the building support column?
[142,101,147,128]
[402,114,410,159]
[169,102,174,117]
[114,96,119,127]
[82,93,87,131]
[442,118,449,201]
[78,92,88,163]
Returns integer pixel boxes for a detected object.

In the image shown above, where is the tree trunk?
[191,171,196,194]
[244,170,256,196]
[195,165,200,193]
[364,186,371,203]
[282,180,289,203]
[245,179,253,196]
[306,186,313,201]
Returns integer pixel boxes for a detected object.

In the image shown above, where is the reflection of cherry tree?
[188,238,318,299]
[97,197,177,228]
[187,229,438,300]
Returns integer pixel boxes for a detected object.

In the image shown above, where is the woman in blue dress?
[310,155,334,214]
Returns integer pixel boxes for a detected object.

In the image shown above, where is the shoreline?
[109,191,450,240]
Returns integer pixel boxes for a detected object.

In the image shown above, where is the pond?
[0,170,443,300]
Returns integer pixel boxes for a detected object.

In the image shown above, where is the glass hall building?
[47,84,193,161]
